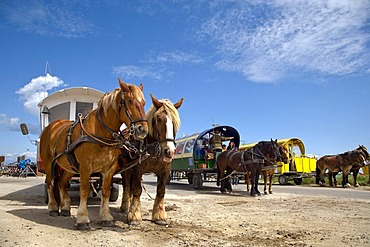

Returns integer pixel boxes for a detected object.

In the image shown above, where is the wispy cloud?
[113,65,163,81]
[152,51,204,64]
[16,74,65,116]
[114,50,204,81]
[1,0,95,38]
[200,0,370,83]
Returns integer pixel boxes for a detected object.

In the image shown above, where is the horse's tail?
[315,166,321,184]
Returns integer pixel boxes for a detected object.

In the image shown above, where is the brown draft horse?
[329,145,369,187]
[39,78,148,230]
[316,145,368,188]
[216,139,283,196]
[120,94,183,225]
[245,144,289,194]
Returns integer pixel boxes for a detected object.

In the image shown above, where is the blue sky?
[0,0,369,163]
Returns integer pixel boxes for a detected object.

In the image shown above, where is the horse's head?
[268,139,283,163]
[357,145,369,160]
[278,144,289,164]
[118,78,148,140]
[147,93,183,162]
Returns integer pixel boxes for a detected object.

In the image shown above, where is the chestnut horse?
[39,78,148,230]
[317,145,368,187]
[216,139,283,196]
[245,144,289,194]
[329,145,369,187]
[120,94,183,225]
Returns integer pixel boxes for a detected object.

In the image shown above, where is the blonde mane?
[98,84,144,117]
[146,99,181,137]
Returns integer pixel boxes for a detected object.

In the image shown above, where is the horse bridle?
[146,118,176,158]
[119,98,148,136]
[245,141,282,165]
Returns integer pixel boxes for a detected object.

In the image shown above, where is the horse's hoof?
[61,210,71,216]
[355,183,360,187]
[269,191,273,194]
[257,193,261,196]
[154,220,168,226]
[128,220,141,226]
[76,223,92,231]
[101,220,115,227]
[49,211,59,217]
[264,191,268,195]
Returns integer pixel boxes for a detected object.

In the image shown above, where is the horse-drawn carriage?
[240,138,317,185]
[170,125,240,189]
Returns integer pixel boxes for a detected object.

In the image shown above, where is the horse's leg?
[268,171,273,194]
[328,172,334,187]
[342,168,351,188]
[319,167,326,186]
[263,171,268,195]
[255,167,261,196]
[120,170,131,215]
[76,170,92,230]
[59,171,73,216]
[225,168,233,192]
[152,169,170,225]
[128,172,143,225]
[249,170,257,196]
[45,162,60,216]
[218,167,226,193]
[353,169,359,187]
[245,173,250,192]
[333,172,338,187]
[99,172,116,227]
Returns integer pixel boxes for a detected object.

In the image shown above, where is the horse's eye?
[157,118,162,123]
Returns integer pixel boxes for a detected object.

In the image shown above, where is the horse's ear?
[118,78,129,93]
[174,98,184,109]
[150,93,163,109]
[139,83,144,91]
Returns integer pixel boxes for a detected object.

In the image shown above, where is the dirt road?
[0,176,369,247]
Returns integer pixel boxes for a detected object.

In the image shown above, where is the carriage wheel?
[109,183,119,202]
[293,178,303,185]
[192,173,203,189]
[278,175,288,185]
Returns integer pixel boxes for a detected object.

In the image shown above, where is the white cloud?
[0,114,20,132]
[16,74,65,116]
[200,0,370,83]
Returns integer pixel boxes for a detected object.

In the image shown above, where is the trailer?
[170,125,240,189]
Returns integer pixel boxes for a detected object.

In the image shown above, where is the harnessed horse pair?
[40,78,183,229]
[316,145,369,187]
[216,139,285,196]
[40,79,150,230]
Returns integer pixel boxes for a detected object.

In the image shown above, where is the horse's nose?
[164,147,174,159]
[135,124,148,140]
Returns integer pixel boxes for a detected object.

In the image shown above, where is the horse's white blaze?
[166,116,175,152]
